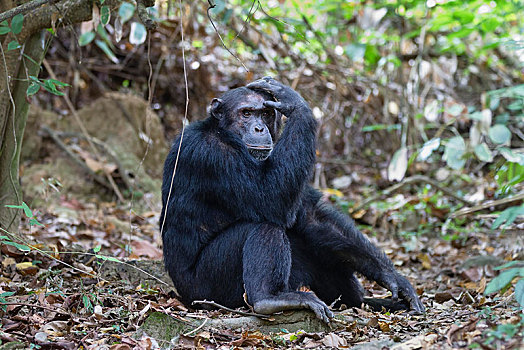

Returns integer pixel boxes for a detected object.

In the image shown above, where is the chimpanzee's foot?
[253,291,333,323]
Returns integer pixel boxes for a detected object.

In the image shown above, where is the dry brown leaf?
[129,240,163,259]
[417,253,432,270]
[15,262,39,276]
[2,257,16,268]
[392,333,438,349]
[322,333,348,348]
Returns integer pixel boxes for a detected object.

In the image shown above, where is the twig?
[232,0,258,42]
[0,0,52,23]
[160,0,190,236]
[192,300,271,319]
[183,318,208,336]
[0,227,105,280]
[57,131,134,192]
[206,0,248,72]
[449,192,524,218]
[40,125,112,190]
[352,175,474,213]
[0,302,69,315]
[301,14,339,64]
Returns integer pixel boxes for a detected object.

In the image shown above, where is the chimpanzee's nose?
[252,123,266,134]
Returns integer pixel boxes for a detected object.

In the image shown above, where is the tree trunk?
[0,0,98,232]
[0,32,45,232]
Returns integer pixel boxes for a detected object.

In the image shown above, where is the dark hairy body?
[160,77,424,322]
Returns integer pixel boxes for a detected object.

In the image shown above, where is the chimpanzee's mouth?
[246,145,273,161]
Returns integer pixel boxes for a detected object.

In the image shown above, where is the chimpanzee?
[160,77,424,322]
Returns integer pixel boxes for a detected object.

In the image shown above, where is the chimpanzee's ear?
[210,98,223,119]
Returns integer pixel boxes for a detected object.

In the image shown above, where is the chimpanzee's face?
[210,88,281,161]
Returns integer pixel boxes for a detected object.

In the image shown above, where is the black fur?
[160,78,423,319]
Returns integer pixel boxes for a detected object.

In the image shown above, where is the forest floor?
[0,192,522,349]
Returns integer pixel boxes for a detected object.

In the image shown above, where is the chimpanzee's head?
[209,87,282,161]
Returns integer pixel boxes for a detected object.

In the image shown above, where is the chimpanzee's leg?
[287,198,423,313]
[287,231,364,308]
[242,223,333,322]
[177,222,332,322]
[172,223,249,308]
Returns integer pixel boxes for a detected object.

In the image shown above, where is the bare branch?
[0,0,52,23]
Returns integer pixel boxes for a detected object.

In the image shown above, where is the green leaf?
[7,40,20,51]
[448,27,475,40]
[95,255,120,262]
[515,279,524,308]
[485,268,520,294]
[481,18,500,33]
[82,294,93,311]
[26,82,40,96]
[29,218,44,227]
[93,245,101,253]
[118,2,135,24]
[507,99,523,111]
[489,96,500,110]
[466,111,483,121]
[452,10,474,24]
[21,202,33,218]
[47,79,70,87]
[488,124,511,144]
[499,148,524,165]
[492,205,524,229]
[443,136,466,170]
[0,291,15,297]
[78,31,95,46]
[1,241,31,252]
[129,22,146,45]
[344,43,366,62]
[5,202,33,218]
[11,13,24,35]
[361,124,400,132]
[0,26,11,35]
[192,40,203,48]
[42,79,65,96]
[95,40,119,63]
[474,143,493,162]
[364,45,380,66]
[101,6,111,26]
[494,261,522,270]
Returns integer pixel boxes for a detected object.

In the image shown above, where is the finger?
[412,296,425,313]
[310,301,331,323]
[390,283,399,301]
[400,287,424,313]
[261,76,275,83]
[309,303,326,322]
[263,100,282,110]
[246,81,271,91]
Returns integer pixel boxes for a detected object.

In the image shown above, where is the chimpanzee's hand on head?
[378,271,425,314]
[246,76,309,116]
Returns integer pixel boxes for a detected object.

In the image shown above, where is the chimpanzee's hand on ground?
[246,76,309,116]
[377,271,425,313]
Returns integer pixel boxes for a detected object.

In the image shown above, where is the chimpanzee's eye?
[242,110,251,118]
